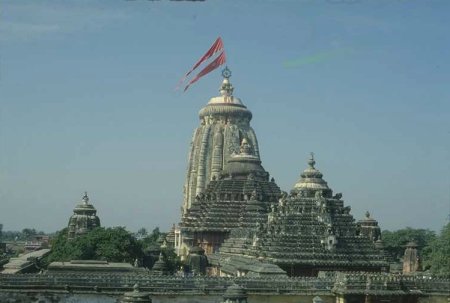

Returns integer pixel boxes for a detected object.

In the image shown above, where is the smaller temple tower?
[403,241,421,274]
[357,211,382,243]
[213,154,389,276]
[67,192,101,240]
[186,246,209,275]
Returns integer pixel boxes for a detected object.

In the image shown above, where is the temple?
[1,69,448,303]
[357,211,382,243]
[177,71,389,276]
[209,154,389,276]
[177,69,280,256]
[67,192,101,240]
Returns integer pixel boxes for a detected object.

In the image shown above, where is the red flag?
[184,51,226,92]
[177,37,223,89]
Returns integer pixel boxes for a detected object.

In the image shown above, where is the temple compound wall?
[0,291,448,303]
[0,273,448,303]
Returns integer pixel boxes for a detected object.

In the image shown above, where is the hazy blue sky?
[1,0,449,233]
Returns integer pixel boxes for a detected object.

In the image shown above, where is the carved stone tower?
[403,241,421,274]
[67,192,101,240]
[183,68,260,214]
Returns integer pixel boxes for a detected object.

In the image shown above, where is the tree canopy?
[381,227,436,263]
[44,227,143,265]
[427,222,450,276]
[42,226,181,273]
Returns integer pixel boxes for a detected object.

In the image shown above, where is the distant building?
[24,235,50,252]
[67,192,101,239]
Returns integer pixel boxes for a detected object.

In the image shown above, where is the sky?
[1,0,449,233]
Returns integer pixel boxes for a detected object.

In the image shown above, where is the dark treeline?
[40,226,180,273]
[382,223,450,275]
[0,224,49,242]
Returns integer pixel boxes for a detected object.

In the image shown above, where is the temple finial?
[365,211,371,219]
[222,66,231,79]
[308,152,316,168]
[220,67,234,98]
[82,192,89,204]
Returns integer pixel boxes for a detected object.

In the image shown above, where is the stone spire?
[67,192,101,240]
[183,68,261,213]
[403,241,421,274]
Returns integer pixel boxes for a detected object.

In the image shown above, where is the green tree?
[1,231,21,242]
[159,245,181,274]
[137,227,181,273]
[427,223,450,276]
[21,228,37,240]
[136,227,148,239]
[44,227,143,266]
[144,227,161,243]
[381,227,436,264]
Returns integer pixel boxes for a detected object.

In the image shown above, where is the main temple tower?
[183,68,261,214]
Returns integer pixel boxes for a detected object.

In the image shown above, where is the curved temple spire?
[182,70,262,213]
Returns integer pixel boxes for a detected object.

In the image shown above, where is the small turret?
[222,284,248,303]
[222,139,268,181]
[357,211,382,243]
[120,284,152,303]
[293,153,331,197]
[151,252,169,275]
[186,246,208,275]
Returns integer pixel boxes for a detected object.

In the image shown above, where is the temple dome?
[72,193,97,215]
[293,153,330,191]
[222,139,268,180]
[199,77,252,119]
[207,78,244,105]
